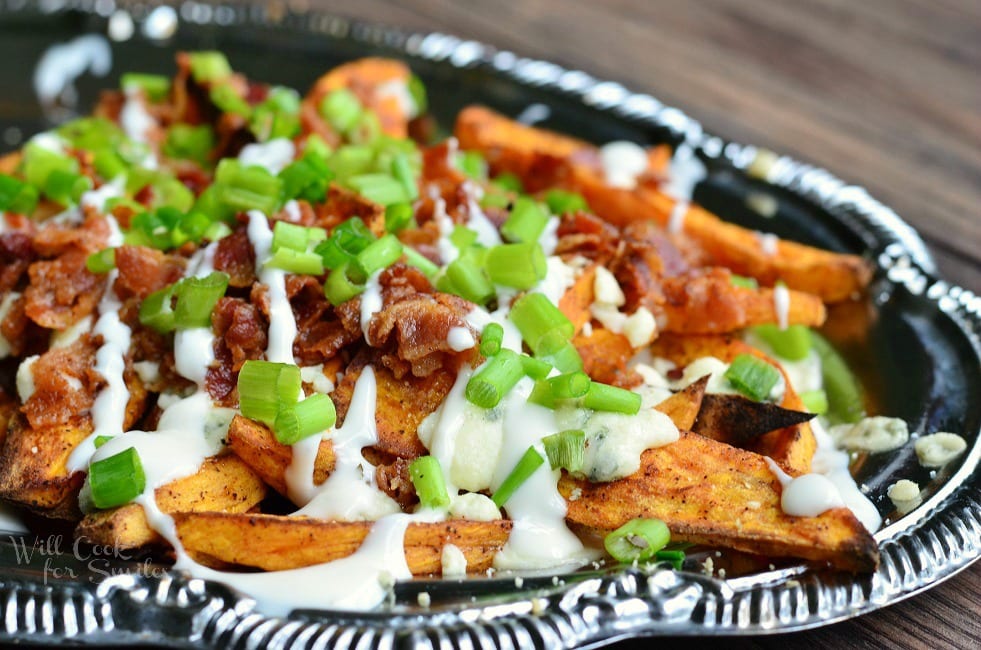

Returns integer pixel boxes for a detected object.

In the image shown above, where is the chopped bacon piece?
[32,211,111,257]
[24,250,104,330]
[20,337,100,429]
[213,227,257,288]
[0,232,35,293]
[113,246,186,300]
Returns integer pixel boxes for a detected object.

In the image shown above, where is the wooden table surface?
[320,1,981,648]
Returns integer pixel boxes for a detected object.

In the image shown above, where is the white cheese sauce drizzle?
[661,143,707,235]
[120,87,156,144]
[238,138,296,175]
[173,243,218,386]
[462,181,501,249]
[247,210,295,364]
[667,199,688,235]
[359,270,384,340]
[446,326,476,352]
[773,283,791,330]
[599,141,648,190]
[433,197,459,264]
[754,231,779,256]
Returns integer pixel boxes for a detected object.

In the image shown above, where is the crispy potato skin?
[559,432,878,572]
[75,455,267,549]
[174,512,511,574]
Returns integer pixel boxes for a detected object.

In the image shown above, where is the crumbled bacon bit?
[24,250,104,330]
[213,227,257,288]
[20,337,100,429]
[113,246,186,300]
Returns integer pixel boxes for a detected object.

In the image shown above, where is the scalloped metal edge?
[0,1,978,647]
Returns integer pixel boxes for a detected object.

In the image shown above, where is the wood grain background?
[300,1,980,648]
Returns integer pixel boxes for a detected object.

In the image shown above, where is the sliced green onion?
[653,549,685,570]
[213,159,282,215]
[57,117,122,150]
[529,372,591,408]
[384,202,415,233]
[485,242,547,289]
[752,324,812,361]
[800,389,829,415]
[188,51,232,83]
[347,109,382,146]
[465,349,525,409]
[92,149,128,180]
[500,197,548,244]
[544,189,588,215]
[303,134,332,160]
[724,354,780,402]
[271,221,326,253]
[250,87,302,142]
[89,447,146,510]
[508,292,574,355]
[455,150,488,180]
[279,151,333,203]
[536,340,583,374]
[445,252,494,305]
[319,88,363,133]
[139,284,177,333]
[582,381,641,415]
[604,518,670,564]
[355,233,403,277]
[237,360,302,425]
[164,124,215,165]
[450,225,477,251]
[408,455,451,510]
[328,145,374,179]
[479,322,505,357]
[120,72,170,102]
[729,274,759,290]
[316,218,375,270]
[324,263,366,306]
[492,446,545,508]
[480,190,512,210]
[273,393,336,445]
[209,83,252,117]
[811,332,865,425]
[542,429,585,472]
[173,272,229,329]
[391,153,419,201]
[402,246,439,278]
[43,169,91,206]
[86,248,116,274]
[92,435,113,449]
[0,174,39,214]
[519,355,553,380]
[347,173,409,206]
[266,248,325,275]
[407,74,428,116]
[22,142,78,189]
[492,172,523,193]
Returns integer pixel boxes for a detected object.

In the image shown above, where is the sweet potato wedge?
[75,454,267,549]
[650,334,817,475]
[558,263,597,334]
[559,432,877,572]
[654,375,708,430]
[573,327,635,386]
[174,512,512,575]
[455,106,871,302]
[693,394,815,446]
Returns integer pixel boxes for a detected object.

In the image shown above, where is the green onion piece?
[402,246,439,278]
[529,371,591,408]
[583,381,642,415]
[537,340,583,374]
[500,197,548,244]
[92,435,113,449]
[455,150,488,180]
[407,74,428,116]
[390,153,419,201]
[724,354,781,402]
[329,145,374,179]
[491,446,545,508]
[204,221,232,242]
[544,189,588,215]
[209,84,252,117]
[192,185,234,222]
[213,159,282,215]
[0,174,39,214]
[752,323,812,361]
[479,322,505,357]
[279,151,333,203]
[480,190,512,210]
[250,88,301,142]
[603,518,670,564]
[408,455,451,510]
[348,110,383,145]
[120,72,170,102]
[509,292,574,355]
[493,172,523,193]
[810,332,865,425]
[164,124,215,164]
[542,429,585,472]
[57,117,122,150]
[449,225,477,251]
[266,248,325,275]
[324,263,366,306]
[139,284,177,333]
[273,393,336,445]
[271,220,324,253]
[485,242,547,289]
[43,169,92,206]
[800,389,829,415]
[238,360,302,425]
[86,248,116,274]
[89,447,146,510]
[729,274,759,289]
[465,349,525,409]
[519,355,553,380]
[347,173,409,206]
[446,253,494,305]
[384,202,415,233]
[188,51,233,82]
[316,218,375,270]
[653,549,685,570]
[319,88,363,133]
[92,149,128,180]
[356,233,403,277]
[303,134,332,160]
[174,272,229,329]
[22,142,78,188]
